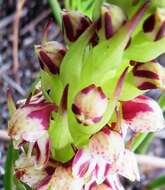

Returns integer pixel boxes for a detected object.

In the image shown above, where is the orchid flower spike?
[8,95,57,167]
[35,41,66,75]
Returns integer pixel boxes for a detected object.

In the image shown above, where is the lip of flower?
[97,3,127,39]
[143,8,165,40]
[122,95,165,133]
[37,166,84,190]
[35,41,66,75]
[84,174,124,190]
[62,10,91,43]
[72,84,108,126]
[8,98,57,167]
[132,61,165,90]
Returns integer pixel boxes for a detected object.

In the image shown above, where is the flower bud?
[143,8,165,40]
[122,95,165,132]
[97,3,126,39]
[72,84,108,126]
[8,97,57,167]
[35,41,66,74]
[132,61,165,90]
[62,10,91,43]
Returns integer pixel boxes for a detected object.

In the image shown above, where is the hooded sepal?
[62,10,91,44]
[122,95,165,132]
[35,41,66,75]
[132,61,165,90]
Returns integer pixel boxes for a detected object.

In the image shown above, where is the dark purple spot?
[97,87,106,99]
[104,12,113,39]
[92,116,102,123]
[39,50,59,74]
[102,125,111,135]
[138,82,157,90]
[155,21,165,40]
[72,104,81,115]
[61,85,69,111]
[63,14,75,42]
[143,14,155,33]
[36,175,52,190]
[81,84,95,94]
[133,63,159,79]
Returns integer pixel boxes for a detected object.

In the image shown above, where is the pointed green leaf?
[125,34,165,62]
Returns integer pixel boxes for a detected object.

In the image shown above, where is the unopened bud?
[72,84,108,126]
[35,41,66,75]
[132,61,165,90]
[97,3,126,39]
[62,10,91,43]
[143,8,165,40]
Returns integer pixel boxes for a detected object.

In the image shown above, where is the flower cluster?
[7,1,165,190]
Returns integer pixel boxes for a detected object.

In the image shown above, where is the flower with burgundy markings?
[72,126,139,188]
[38,166,84,190]
[15,154,48,189]
[143,7,165,40]
[122,95,165,132]
[62,10,91,43]
[97,3,126,39]
[132,61,165,90]
[35,41,66,75]
[72,129,125,184]
[8,97,57,167]
[72,84,108,126]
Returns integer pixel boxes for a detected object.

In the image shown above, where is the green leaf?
[48,0,62,27]
[60,24,95,87]
[92,0,104,20]
[159,92,165,111]
[146,175,165,189]
[40,71,63,104]
[124,35,165,62]
[81,27,129,86]
[135,133,154,154]
[131,133,148,151]
[4,141,18,190]
[14,177,27,190]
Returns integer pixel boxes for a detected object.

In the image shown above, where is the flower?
[38,166,84,190]
[8,95,57,167]
[72,84,108,126]
[132,61,165,90]
[15,154,57,190]
[35,41,66,74]
[72,126,139,189]
[97,3,126,39]
[143,7,165,40]
[122,95,165,132]
[62,10,91,43]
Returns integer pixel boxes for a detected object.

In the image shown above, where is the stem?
[146,175,165,189]
[135,132,154,154]
[48,0,62,27]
